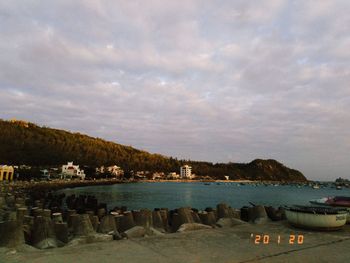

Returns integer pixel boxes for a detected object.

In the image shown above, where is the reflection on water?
[58,182,350,210]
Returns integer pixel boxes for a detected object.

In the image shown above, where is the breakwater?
[0,181,285,250]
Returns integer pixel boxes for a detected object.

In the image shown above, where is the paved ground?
[1,221,350,263]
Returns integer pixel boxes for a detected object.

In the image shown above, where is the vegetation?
[0,119,307,181]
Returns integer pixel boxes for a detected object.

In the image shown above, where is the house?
[61,162,85,180]
[40,169,50,179]
[152,172,165,180]
[180,165,192,179]
[0,165,14,181]
[167,172,180,179]
[107,165,124,177]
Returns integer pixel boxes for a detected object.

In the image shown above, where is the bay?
[58,182,350,210]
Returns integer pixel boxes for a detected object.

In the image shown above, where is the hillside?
[0,119,307,181]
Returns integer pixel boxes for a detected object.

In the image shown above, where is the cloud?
[1,0,350,180]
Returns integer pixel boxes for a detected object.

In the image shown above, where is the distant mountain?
[0,119,307,181]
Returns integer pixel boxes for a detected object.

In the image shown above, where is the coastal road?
[1,222,350,263]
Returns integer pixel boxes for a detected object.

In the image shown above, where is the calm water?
[58,182,350,210]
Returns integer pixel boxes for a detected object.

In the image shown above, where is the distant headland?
[0,119,307,182]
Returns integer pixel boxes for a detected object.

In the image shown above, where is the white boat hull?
[285,210,347,230]
[309,198,350,224]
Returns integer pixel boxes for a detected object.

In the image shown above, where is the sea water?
[58,182,350,210]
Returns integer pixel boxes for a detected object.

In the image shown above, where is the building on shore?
[167,172,180,179]
[61,162,85,180]
[0,165,14,181]
[180,165,192,179]
[96,165,124,178]
[152,172,165,180]
[107,165,124,177]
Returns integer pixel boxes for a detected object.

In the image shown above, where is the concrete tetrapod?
[31,216,58,249]
[98,215,117,234]
[217,203,231,219]
[0,220,25,248]
[118,211,136,232]
[152,210,165,231]
[71,214,95,237]
[177,207,195,225]
[54,222,69,244]
[16,207,28,223]
[198,211,217,226]
[133,209,153,229]
[248,205,269,224]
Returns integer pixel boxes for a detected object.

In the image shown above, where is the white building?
[107,165,124,177]
[61,162,85,180]
[167,172,180,179]
[180,165,192,179]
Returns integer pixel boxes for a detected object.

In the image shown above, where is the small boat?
[336,186,342,190]
[312,185,320,189]
[310,196,350,223]
[310,196,350,207]
[285,205,348,230]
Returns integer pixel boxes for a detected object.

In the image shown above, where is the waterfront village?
[0,162,205,182]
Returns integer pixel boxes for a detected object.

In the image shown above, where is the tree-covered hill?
[0,119,307,181]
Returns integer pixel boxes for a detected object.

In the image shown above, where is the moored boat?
[309,196,350,207]
[309,196,350,223]
[285,205,348,230]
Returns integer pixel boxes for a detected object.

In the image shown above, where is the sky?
[1,1,350,180]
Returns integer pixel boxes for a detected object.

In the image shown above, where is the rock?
[216,218,247,228]
[254,217,269,224]
[113,231,123,240]
[123,226,146,238]
[67,234,113,247]
[147,227,165,236]
[89,234,113,243]
[33,238,58,249]
[177,223,212,232]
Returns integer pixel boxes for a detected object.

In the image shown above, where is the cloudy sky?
[1,1,350,180]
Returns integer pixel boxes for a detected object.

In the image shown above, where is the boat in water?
[285,205,348,230]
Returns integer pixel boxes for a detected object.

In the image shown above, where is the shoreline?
[3,178,310,197]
